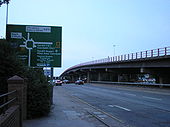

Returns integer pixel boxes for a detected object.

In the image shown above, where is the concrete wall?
[0,106,21,127]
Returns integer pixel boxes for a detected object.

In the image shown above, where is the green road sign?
[6,24,62,67]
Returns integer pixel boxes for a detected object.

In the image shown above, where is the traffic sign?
[6,24,62,67]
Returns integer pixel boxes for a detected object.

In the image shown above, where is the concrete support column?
[109,73,112,81]
[8,75,27,120]
[87,71,90,83]
[98,72,101,81]
[118,74,121,82]
[159,77,163,84]
[71,75,74,82]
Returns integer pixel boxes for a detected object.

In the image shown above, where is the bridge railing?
[65,46,170,71]
[0,90,17,115]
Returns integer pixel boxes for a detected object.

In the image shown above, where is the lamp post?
[0,0,10,23]
[0,0,11,38]
[6,0,9,25]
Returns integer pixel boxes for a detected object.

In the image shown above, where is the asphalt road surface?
[61,83,170,127]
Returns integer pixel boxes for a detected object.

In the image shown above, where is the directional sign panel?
[6,24,62,67]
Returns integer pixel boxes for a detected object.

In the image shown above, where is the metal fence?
[0,90,17,115]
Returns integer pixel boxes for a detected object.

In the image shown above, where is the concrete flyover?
[60,47,170,84]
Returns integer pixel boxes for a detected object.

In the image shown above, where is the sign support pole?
[28,49,31,67]
[51,67,54,84]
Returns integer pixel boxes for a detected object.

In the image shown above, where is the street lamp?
[0,1,3,6]
[0,0,10,7]
[0,0,10,5]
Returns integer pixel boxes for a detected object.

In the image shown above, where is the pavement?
[23,86,109,127]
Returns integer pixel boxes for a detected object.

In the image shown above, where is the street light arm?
[3,0,10,4]
[0,1,3,6]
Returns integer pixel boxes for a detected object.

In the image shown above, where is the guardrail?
[0,90,17,115]
[66,46,170,71]
[91,81,170,87]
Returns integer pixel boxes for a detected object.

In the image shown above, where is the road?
[60,83,170,127]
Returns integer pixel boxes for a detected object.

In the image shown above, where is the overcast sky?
[0,0,170,76]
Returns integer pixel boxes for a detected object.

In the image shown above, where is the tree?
[0,39,25,94]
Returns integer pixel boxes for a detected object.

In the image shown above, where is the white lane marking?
[124,93,136,96]
[93,112,102,115]
[112,91,120,94]
[108,105,114,107]
[142,96,162,101]
[114,105,131,112]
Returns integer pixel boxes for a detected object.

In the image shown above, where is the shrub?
[25,68,52,119]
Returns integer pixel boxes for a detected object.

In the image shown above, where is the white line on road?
[123,93,136,96]
[108,105,114,108]
[114,105,131,112]
[112,91,120,94]
[142,96,162,101]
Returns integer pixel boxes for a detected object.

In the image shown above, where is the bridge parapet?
[65,46,170,72]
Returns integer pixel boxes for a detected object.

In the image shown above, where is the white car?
[55,80,62,86]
